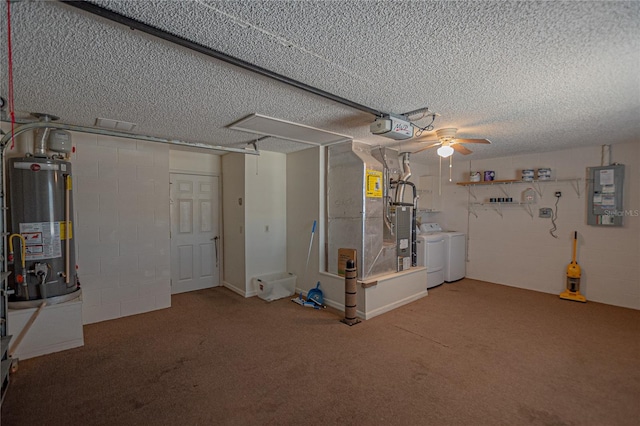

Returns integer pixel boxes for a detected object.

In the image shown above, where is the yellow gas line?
[9,233,26,268]
[65,175,72,284]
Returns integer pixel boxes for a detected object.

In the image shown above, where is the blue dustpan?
[306,282,323,306]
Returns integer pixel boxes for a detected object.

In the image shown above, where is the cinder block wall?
[72,133,171,324]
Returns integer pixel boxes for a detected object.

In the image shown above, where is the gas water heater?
[6,123,79,304]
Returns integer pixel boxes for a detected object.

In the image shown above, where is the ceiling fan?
[413,128,491,157]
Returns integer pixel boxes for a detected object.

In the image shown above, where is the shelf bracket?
[468,205,478,218]
[531,181,543,198]
[467,186,477,201]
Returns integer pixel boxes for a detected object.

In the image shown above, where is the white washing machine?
[416,225,445,288]
[421,223,466,283]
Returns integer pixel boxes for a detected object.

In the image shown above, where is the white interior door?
[170,173,220,294]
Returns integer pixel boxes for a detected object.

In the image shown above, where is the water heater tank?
[7,157,79,304]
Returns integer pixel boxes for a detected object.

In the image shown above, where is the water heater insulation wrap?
[7,157,79,301]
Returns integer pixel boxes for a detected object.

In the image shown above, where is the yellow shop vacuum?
[560,231,586,303]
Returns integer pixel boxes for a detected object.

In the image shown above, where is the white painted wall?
[221,151,287,296]
[286,146,356,306]
[286,146,355,307]
[73,133,171,324]
[412,141,639,309]
[169,148,221,175]
[221,153,246,294]
[244,152,287,294]
[286,147,321,293]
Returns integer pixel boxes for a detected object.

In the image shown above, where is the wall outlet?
[539,207,552,218]
[555,191,562,197]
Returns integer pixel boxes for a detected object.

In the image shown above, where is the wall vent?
[95,117,138,132]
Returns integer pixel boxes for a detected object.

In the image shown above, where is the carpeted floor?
[2,278,639,425]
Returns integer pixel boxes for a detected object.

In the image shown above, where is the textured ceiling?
[0,0,638,163]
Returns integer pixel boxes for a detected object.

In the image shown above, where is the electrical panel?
[587,164,625,226]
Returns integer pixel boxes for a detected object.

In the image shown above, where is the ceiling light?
[437,145,454,157]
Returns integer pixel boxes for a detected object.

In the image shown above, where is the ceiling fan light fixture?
[437,145,454,157]
[436,127,458,141]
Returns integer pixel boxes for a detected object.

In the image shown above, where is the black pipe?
[61,1,384,117]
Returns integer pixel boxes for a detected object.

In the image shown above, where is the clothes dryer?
[443,231,466,282]
[420,223,466,283]
[416,232,445,289]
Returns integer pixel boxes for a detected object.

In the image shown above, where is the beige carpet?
[2,278,639,425]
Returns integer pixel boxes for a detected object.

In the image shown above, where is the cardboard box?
[338,248,357,277]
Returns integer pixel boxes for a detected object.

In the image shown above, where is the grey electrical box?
[539,208,552,218]
[587,164,625,226]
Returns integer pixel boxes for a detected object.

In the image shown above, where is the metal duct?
[395,152,412,204]
[32,113,57,157]
[327,141,396,279]
[33,128,50,158]
[370,146,400,240]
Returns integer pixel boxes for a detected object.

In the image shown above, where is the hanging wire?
[549,195,560,238]
[438,155,442,195]
[412,114,437,137]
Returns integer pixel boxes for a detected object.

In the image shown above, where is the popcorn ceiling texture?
[0,1,638,161]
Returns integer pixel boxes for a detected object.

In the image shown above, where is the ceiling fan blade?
[413,142,442,154]
[452,144,473,155]
[387,138,441,147]
[453,138,491,144]
[412,134,439,143]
